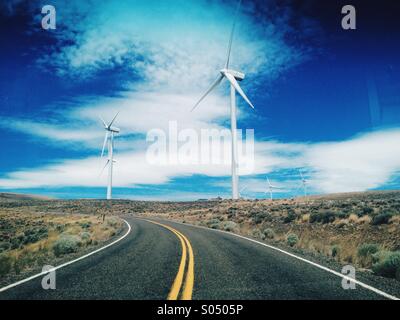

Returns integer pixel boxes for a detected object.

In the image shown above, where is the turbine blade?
[101,132,109,157]
[225,0,242,68]
[99,116,108,128]
[224,72,254,109]
[99,159,110,177]
[191,74,224,112]
[109,111,120,127]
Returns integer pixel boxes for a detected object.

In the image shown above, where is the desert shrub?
[12,251,36,274]
[222,221,237,232]
[56,224,66,232]
[0,253,12,276]
[0,241,10,253]
[372,251,400,278]
[252,229,264,239]
[357,243,380,267]
[309,211,321,223]
[331,245,340,258]
[22,227,48,245]
[283,210,296,224]
[358,243,380,258]
[106,217,120,227]
[371,213,393,225]
[263,228,275,239]
[372,250,390,264]
[227,207,237,214]
[359,206,374,217]
[53,235,81,257]
[286,234,298,247]
[335,212,349,219]
[309,211,335,224]
[253,212,269,224]
[80,231,91,239]
[10,237,22,250]
[80,231,91,243]
[80,222,91,229]
[207,218,220,229]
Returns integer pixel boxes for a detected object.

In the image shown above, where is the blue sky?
[0,0,400,200]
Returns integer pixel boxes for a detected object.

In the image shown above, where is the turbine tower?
[100,112,120,200]
[266,176,278,201]
[191,0,254,200]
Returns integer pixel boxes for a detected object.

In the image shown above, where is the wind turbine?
[298,169,307,198]
[266,176,279,201]
[191,0,254,200]
[100,112,120,200]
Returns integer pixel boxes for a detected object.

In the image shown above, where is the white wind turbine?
[298,169,307,198]
[100,112,120,200]
[191,0,254,200]
[266,176,279,201]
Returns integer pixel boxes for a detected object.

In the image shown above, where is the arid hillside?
[1,190,399,284]
[0,195,124,286]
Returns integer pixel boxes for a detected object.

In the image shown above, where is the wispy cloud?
[304,129,400,193]
[1,129,400,195]
[35,0,309,85]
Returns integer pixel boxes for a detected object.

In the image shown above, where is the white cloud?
[1,129,399,195]
[304,129,400,193]
[2,0,302,152]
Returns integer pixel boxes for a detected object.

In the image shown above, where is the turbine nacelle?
[220,68,245,81]
[107,126,120,133]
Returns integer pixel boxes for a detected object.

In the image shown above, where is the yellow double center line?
[146,220,194,300]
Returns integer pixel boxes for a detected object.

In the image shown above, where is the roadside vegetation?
[1,191,399,284]
[0,201,124,282]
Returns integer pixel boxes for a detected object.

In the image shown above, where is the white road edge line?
[157,218,399,301]
[0,219,132,293]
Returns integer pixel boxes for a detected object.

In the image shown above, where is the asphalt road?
[0,216,394,300]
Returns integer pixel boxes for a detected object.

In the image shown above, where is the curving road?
[0,216,396,300]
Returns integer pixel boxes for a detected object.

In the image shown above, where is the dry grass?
[301,214,310,223]
[390,215,400,224]
[0,208,123,279]
[1,190,399,281]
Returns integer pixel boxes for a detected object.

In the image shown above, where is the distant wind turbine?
[191,0,254,200]
[100,112,120,200]
[266,176,279,201]
[298,169,307,198]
